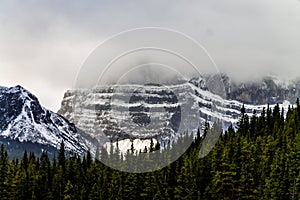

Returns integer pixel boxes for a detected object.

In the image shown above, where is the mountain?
[2,77,297,157]
[222,74,300,105]
[58,75,298,152]
[0,85,97,158]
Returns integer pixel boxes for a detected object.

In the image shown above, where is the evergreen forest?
[1,101,300,199]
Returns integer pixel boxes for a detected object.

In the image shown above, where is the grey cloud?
[0,0,300,110]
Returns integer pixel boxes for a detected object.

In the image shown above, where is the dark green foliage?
[0,104,300,199]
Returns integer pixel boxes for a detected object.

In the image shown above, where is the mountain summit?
[0,85,94,157]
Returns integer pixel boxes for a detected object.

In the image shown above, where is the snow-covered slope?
[104,138,158,155]
[0,85,96,155]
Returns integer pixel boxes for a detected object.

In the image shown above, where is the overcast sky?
[1,0,300,111]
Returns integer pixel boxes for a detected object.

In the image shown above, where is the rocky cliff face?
[58,83,198,147]
[58,75,297,148]
[223,75,300,105]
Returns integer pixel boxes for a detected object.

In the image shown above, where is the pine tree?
[63,180,75,200]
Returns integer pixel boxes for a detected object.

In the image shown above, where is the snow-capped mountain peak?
[0,85,93,155]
